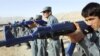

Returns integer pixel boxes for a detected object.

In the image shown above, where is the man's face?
[85,16,100,31]
[43,11,50,18]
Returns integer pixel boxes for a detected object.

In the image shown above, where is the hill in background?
[55,11,84,22]
[0,11,85,24]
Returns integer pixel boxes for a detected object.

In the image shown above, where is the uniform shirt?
[79,28,100,56]
[47,15,59,39]
[87,29,100,51]
[47,15,58,26]
[93,28,100,50]
[46,15,60,56]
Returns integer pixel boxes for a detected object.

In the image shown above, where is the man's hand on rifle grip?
[67,22,85,43]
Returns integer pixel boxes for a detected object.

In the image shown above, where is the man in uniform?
[68,2,100,56]
[30,15,47,56]
[41,6,61,56]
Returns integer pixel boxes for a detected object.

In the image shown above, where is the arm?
[67,22,85,43]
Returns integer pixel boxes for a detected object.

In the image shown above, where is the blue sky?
[0,0,100,17]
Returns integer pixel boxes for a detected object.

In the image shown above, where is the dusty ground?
[0,32,81,56]
[0,45,32,56]
[0,32,32,56]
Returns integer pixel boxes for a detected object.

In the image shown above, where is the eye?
[86,18,94,21]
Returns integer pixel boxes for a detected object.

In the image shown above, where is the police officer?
[31,15,47,56]
[67,2,100,56]
[41,6,60,56]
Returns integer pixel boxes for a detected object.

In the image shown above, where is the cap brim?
[40,10,50,13]
[40,11,45,13]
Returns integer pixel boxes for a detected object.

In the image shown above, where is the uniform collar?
[47,15,52,20]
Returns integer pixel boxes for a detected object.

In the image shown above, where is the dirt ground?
[0,32,32,56]
[0,32,80,56]
[0,45,32,56]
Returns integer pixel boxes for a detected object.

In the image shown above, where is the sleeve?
[49,17,58,25]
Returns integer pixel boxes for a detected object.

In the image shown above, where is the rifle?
[0,21,93,56]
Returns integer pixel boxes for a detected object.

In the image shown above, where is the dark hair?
[81,2,100,18]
